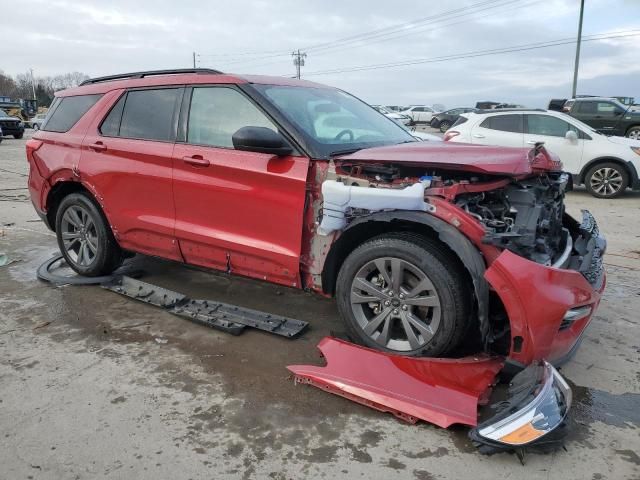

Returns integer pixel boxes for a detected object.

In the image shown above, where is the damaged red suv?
[27,69,605,371]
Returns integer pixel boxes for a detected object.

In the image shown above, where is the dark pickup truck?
[563,97,640,139]
[0,109,25,139]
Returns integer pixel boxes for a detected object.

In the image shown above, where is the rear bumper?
[486,211,606,366]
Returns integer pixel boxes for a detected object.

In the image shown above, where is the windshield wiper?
[329,147,363,157]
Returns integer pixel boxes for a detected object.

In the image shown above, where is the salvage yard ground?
[1,131,639,479]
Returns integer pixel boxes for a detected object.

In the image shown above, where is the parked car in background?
[30,113,48,130]
[430,107,476,133]
[400,105,436,125]
[371,105,411,125]
[445,109,640,198]
[0,126,3,143]
[563,97,640,139]
[384,105,407,112]
[0,109,25,139]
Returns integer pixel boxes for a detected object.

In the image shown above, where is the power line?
[298,30,640,77]
[198,0,530,68]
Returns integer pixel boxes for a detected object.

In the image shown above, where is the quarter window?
[100,93,126,137]
[42,94,102,133]
[118,88,181,141]
[479,114,523,133]
[187,87,276,148]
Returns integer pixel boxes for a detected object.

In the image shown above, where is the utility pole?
[571,0,585,98]
[30,68,36,99]
[192,51,197,69]
[292,50,307,79]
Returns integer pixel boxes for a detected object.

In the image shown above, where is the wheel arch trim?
[578,156,637,188]
[321,211,491,344]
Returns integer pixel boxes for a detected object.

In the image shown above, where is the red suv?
[27,69,605,367]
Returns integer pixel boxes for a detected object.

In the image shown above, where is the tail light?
[26,139,44,163]
[443,130,460,141]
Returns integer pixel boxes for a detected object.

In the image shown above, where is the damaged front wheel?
[336,233,471,357]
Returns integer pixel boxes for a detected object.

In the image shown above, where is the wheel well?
[321,219,467,296]
[46,181,90,232]
[578,157,632,185]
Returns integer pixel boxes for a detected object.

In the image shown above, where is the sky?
[3,0,640,108]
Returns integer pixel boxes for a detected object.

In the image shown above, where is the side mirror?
[232,126,293,156]
[565,130,578,142]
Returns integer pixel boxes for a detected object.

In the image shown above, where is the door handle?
[472,133,485,138]
[182,155,210,167]
[89,141,107,152]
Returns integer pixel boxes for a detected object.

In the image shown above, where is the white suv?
[445,109,640,198]
[400,105,436,125]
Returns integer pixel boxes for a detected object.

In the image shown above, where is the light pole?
[571,0,585,98]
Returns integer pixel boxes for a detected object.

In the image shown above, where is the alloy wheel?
[589,167,624,197]
[628,129,640,140]
[349,257,441,352]
[60,205,99,267]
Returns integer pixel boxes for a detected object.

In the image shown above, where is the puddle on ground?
[567,379,640,429]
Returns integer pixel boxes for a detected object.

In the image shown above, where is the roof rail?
[79,68,224,86]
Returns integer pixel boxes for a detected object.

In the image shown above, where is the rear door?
[470,114,524,147]
[81,87,183,260]
[523,114,584,174]
[172,85,309,287]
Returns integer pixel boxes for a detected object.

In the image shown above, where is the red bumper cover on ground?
[288,337,503,428]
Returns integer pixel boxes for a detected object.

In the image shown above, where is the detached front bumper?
[485,210,606,366]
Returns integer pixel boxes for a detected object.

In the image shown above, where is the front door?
[172,86,310,287]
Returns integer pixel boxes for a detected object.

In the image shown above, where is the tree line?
[0,71,89,107]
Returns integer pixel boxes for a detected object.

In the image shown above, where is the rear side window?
[42,94,102,133]
[480,114,523,133]
[118,88,181,141]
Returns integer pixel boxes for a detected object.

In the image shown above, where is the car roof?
[55,69,331,97]
[472,108,546,114]
[571,97,621,102]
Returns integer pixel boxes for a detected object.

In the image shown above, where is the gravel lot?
[1,131,638,479]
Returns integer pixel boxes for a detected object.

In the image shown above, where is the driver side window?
[187,87,276,148]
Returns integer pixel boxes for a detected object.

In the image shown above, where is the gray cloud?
[3,0,639,107]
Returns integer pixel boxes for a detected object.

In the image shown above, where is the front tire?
[584,162,628,198]
[336,233,471,357]
[626,126,640,140]
[55,192,123,276]
[14,133,24,139]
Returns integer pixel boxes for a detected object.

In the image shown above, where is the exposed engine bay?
[458,172,570,266]
[322,160,571,267]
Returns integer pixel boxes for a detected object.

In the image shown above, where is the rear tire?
[336,233,471,357]
[55,192,123,276]
[33,124,40,131]
[13,133,23,139]
[439,121,451,133]
[584,162,628,198]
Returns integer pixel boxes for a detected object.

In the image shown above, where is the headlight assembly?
[470,361,572,450]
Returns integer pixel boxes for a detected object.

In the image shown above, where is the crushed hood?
[335,142,547,176]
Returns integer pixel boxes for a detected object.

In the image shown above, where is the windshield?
[254,85,415,157]
[0,109,9,117]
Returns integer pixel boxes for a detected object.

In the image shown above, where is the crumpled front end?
[485,210,606,366]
